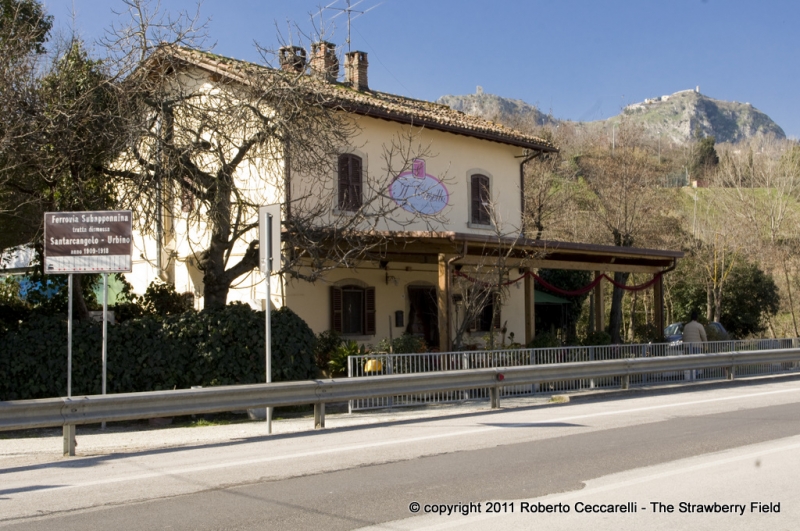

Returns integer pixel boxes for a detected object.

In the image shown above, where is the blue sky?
[43,0,800,137]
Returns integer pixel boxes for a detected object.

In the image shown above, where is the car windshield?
[665,323,682,336]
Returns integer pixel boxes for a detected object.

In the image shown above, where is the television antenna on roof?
[324,0,384,51]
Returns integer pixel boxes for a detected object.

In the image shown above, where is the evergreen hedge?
[0,304,316,401]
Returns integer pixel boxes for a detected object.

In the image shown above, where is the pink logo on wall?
[388,159,449,215]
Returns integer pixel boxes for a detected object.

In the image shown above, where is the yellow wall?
[124,76,530,345]
[291,115,526,236]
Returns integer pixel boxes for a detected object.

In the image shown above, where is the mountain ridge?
[437,88,785,144]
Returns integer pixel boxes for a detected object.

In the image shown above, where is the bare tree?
[102,1,449,309]
[576,121,678,342]
[452,197,532,350]
[714,138,800,334]
[523,124,579,241]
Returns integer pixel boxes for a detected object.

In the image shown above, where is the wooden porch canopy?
[321,231,684,351]
[366,231,682,274]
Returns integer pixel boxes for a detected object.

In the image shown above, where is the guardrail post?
[63,425,76,456]
[489,387,500,409]
[387,355,394,408]
[314,403,326,429]
[462,352,470,401]
[727,366,735,381]
[347,356,353,414]
[621,375,630,390]
[589,346,596,389]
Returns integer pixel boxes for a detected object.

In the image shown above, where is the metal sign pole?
[265,272,272,434]
[101,273,108,429]
[67,273,73,399]
[64,273,74,457]
[259,204,281,435]
[265,209,273,434]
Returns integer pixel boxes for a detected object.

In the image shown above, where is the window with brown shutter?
[330,286,343,332]
[338,154,363,211]
[330,284,376,336]
[365,286,376,335]
[470,174,491,225]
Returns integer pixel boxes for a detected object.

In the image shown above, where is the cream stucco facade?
[122,49,542,353]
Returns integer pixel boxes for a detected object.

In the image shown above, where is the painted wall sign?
[388,159,449,215]
[44,210,133,273]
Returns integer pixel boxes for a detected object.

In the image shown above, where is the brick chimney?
[278,46,306,73]
[310,41,339,82]
[345,51,369,91]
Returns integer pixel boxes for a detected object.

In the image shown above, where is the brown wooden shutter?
[338,155,349,210]
[471,174,490,224]
[338,154,363,211]
[365,286,376,335]
[471,175,481,224]
[351,156,362,209]
[331,286,343,333]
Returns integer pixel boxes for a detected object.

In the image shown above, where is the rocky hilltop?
[437,87,557,131]
[438,88,785,144]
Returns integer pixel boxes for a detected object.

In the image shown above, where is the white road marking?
[14,385,800,493]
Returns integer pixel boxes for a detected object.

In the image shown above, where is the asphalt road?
[3,378,800,530]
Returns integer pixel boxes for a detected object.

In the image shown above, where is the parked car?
[663,321,730,344]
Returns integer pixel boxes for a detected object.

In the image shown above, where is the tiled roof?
[159,46,557,152]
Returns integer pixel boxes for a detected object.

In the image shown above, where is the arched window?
[338,154,363,211]
[470,173,491,225]
[331,285,376,335]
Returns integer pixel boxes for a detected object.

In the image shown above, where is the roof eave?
[337,102,558,152]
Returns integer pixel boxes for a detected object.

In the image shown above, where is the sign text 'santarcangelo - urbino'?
[44,211,133,274]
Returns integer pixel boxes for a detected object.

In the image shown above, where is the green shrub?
[582,330,612,346]
[376,333,427,354]
[313,330,343,372]
[527,331,561,349]
[0,303,317,400]
[328,340,366,376]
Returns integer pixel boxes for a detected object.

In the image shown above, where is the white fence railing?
[347,338,800,411]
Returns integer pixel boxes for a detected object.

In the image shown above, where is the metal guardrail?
[2,348,800,456]
[347,338,800,410]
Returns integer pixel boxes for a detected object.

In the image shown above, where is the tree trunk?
[609,271,629,344]
[201,242,230,310]
[627,290,637,342]
[71,274,91,321]
[781,255,799,337]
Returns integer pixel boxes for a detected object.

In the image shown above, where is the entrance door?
[406,286,439,348]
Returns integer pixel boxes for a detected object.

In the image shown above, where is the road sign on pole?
[44,210,134,444]
[44,210,133,273]
[259,204,281,434]
[259,205,281,274]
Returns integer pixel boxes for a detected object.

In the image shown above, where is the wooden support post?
[63,425,76,456]
[524,271,536,345]
[437,254,451,353]
[653,273,664,339]
[314,402,326,429]
[593,271,604,333]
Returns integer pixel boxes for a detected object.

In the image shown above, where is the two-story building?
[126,42,682,352]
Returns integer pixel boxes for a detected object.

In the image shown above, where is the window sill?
[333,208,359,217]
[467,222,494,230]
